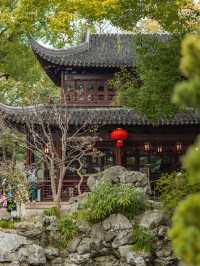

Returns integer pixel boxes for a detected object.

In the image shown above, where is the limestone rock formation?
[0,167,178,266]
[87,166,149,193]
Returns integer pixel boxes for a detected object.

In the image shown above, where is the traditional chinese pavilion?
[1,33,200,200]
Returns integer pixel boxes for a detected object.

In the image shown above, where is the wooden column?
[115,147,123,166]
[60,70,65,104]
[26,148,34,166]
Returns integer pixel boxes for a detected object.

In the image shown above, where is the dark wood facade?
[61,69,116,106]
[1,33,200,201]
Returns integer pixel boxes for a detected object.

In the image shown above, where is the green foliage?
[2,0,195,39]
[43,207,61,218]
[0,220,16,229]
[173,77,200,110]
[156,172,200,216]
[171,32,200,266]
[182,137,200,185]
[58,214,78,249]
[133,225,156,253]
[173,34,200,110]
[180,34,200,78]
[169,194,200,266]
[0,163,29,205]
[112,35,181,121]
[80,182,147,223]
[108,0,194,33]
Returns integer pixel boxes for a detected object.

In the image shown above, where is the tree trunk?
[77,169,84,195]
[49,160,57,204]
[53,194,61,209]
[77,160,84,195]
[56,167,66,206]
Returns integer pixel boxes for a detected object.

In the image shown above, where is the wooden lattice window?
[62,73,115,106]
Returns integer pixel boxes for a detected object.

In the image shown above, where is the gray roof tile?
[31,34,138,68]
[0,104,200,127]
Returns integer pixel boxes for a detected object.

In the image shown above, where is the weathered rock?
[157,226,168,238]
[93,255,120,266]
[0,166,180,266]
[51,257,64,265]
[102,214,132,232]
[69,253,91,264]
[126,251,151,266]
[87,166,149,192]
[43,216,59,231]
[77,237,94,255]
[118,245,133,259]
[101,166,127,184]
[63,262,79,266]
[16,221,43,239]
[87,173,104,192]
[154,257,178,266]
[68,192,89,205]
[90,223,105,241]
[0,262,22,266]
[45,247,59,259]
[156,242,173,258]
[67,237,82,253]
[77,220,91,234]
[0,232,31,263]
[18,244,46,265]
[147,200,161,210]
[112,230,133,248]
[137,210,168,229]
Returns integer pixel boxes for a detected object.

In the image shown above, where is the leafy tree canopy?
[111,34,182,121]
[0,0,199,107]
[169,194,200,266]
[169,31,200,266]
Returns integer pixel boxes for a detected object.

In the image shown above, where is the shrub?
[169,194,200,266]
[43,207,61,218]
[58,214,78,249]
[156,171,200,216]
[0,220,16,229]
[80,182,147,223]
[132,225,156,253]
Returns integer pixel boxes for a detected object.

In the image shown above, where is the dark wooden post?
[26,148,34,166]
[115,147,123,166]
[60,70,65,104]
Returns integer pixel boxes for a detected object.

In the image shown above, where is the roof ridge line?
[30,37,90,56]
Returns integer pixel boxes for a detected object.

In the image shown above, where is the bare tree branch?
[0,104,98,206]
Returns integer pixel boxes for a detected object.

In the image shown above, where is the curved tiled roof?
[31,34,138,68]
[0,103,200,127]
[31,33,171,68]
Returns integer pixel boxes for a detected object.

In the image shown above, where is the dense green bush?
[133,225,156,253]
[156,172,200,216]
[169,194,200,266]
[43,207,61,218]
[80,182,147,223]
[58,214,78,249]
[0,220,16,229]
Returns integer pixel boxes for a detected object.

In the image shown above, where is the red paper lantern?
[111,128,128,141]
[116,140,124,148]
[111,128,128,148]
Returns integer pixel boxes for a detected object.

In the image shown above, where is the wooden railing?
[61,90,116,106]
[38,179,89,201]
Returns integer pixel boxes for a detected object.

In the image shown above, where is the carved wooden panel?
[61,73,115,106]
